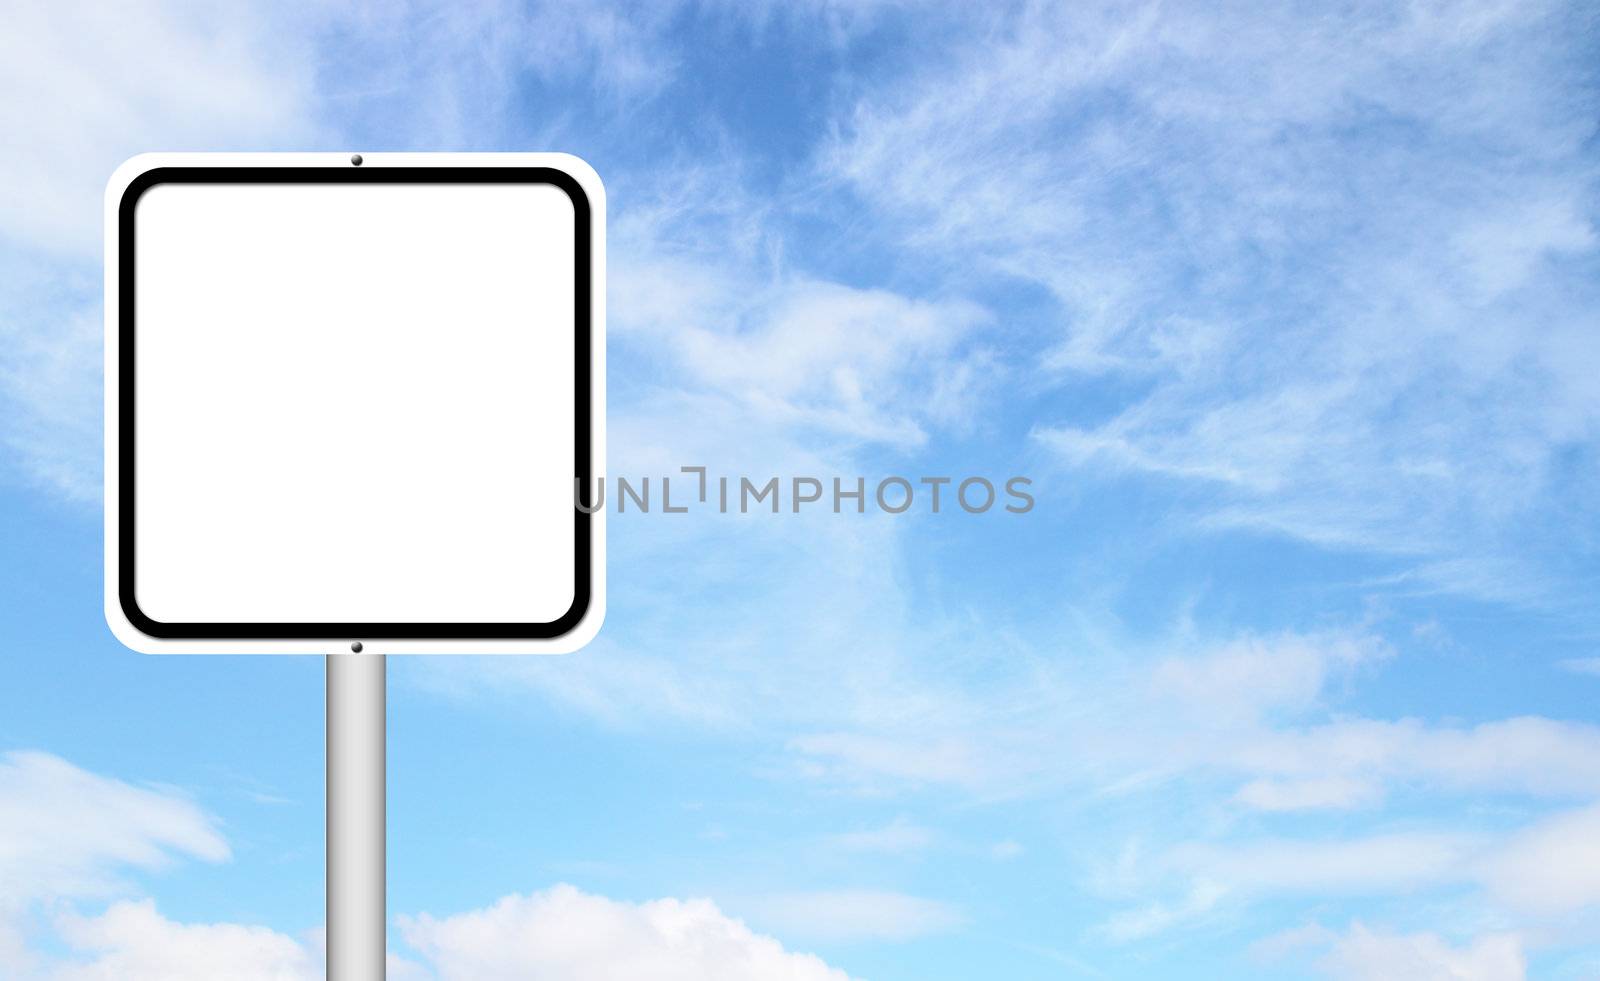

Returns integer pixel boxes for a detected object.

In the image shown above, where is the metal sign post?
[103,153,606,980]
[327,649,385,979]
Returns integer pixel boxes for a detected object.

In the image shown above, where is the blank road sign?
[104,154,606,654]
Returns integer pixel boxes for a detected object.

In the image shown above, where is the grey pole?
[327,649,385,980]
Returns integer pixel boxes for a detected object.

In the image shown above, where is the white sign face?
[104,153,605,654]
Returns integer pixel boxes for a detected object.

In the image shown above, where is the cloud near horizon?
[0,750,856,981]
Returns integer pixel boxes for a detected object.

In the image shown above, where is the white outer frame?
[104,152,606,655]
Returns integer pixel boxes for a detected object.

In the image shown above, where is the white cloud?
[742,889,963,944]
[397,884,853,981]
[608,160,998,451]
[659,279,990,448]
[16,882,864,981]
[1478,803,1600,915]
[0,751,228,909]
[1318,923,1525,981]
[1169,832,1484,896]
[1253,921,1527,980]
[41,900,320,981]
[1231,776,1383,812]
[1103,799,1600,944]
[0,300,102,499]
[1150,632,1388,722]
[1097,879,1227,944]
[1222,716,1600,800]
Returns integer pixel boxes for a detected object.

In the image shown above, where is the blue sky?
[2,1,1599,978]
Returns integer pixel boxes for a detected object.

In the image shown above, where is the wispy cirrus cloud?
[1096,799,1600,955]
[0,751,228,908]
[607,153,999,450]
[1256,922,1527,981]
[787,627,1600,806]
[821,0,1600,600]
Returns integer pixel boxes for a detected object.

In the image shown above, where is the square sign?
[104,153,605,654]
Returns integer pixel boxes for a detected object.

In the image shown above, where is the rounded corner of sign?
[539,589,605,656]
[106,154,168,211]
[573,598,608,651]
[104,593,165,655]
[543,154,606,212]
